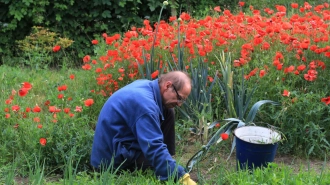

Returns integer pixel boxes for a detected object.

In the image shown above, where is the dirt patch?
[274,154,330,173]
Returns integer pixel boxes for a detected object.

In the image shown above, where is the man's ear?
[164,81,172,90]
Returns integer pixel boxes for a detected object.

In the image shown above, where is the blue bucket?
[234,126,281,170]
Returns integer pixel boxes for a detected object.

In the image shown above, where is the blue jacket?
[91,79,186,180]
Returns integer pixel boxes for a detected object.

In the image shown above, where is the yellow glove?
[179,173,197,185]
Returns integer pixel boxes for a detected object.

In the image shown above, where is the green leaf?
[245,100,281,123]
[101,10,111,18]
[55,14,61,22]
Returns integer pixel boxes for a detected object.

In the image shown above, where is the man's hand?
[179,173,197,185]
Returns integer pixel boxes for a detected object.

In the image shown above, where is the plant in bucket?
[185,52,283,172]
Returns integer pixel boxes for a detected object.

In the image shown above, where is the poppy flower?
[44,100,50,106]
[282,90,290,97]
[37,124,43,129]
[221,133,229,140]
[33,117,40,122]
[291,3,298,8]
[92,40,98,45]
[82,64,92,70]
[238,1,245,7]
[69,74,75,79]
[57,94,64,99]
[33,105,41,113]
[215,123,220,128]
[207,76,214,82]
[75,106,82,112]
[321,96,330,105]
[259,70,266,78]
[214,6,221,12]
[18,88,28,97]
[84,99,94,107]
[49,106,61,113]
[151,70,159,79]
[297,65,306,71]
[95,68,102,73]
[5,99,12,105]
[12,105,20,112]
[53,45,61,52]
[64,108,70,114]
[4,108,9,112]
[39,138,47,146]
[83,55,91,63]
[57,85,67,91]
[26,107,31,112]
[22,82,32,90]
[5,113,10,118]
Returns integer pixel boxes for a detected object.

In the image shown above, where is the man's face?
[162,81,191,108]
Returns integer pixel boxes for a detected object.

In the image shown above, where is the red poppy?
[53,45,61,52]
[26,107,31,112]
[69,74,75,79]
[82,64,92,70]
[49,106,61,113]
[321,96,330,105]
[282,90,290,97]
[151,70,159,79]
[238,1,245,7]
[83,55,91,63]
[44,100,51,106]
[215,123,220,128]
[214,6,221,12]
[291,3,298,9]
[221,133,229,140]
[12,105,20,112]
[33,117,40,122]
[297,65,306,71]
[57,94,64,99]
[5,99,12,105]
[118,67,125,73]
[207,76,214,82]
[4,108,9,112]
[92,40,98,45]
[5,113,10,118]
[75,106,82,112]
[39,138,47,146]
[95,68,102,73]
[84,99,94,107]
[18,88,28,97]
[37,124,43,129]
[57,85,67,91]
[259,70,266,78]
[22,82,32,90]
[33,105,41,113]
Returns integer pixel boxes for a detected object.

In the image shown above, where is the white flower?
[163,1,168,6]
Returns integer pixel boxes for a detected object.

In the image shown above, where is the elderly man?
[91,71,196,184]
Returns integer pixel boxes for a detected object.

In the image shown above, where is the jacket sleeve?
[133,113,186,181]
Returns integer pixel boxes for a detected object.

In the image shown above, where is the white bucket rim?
[234,126,281,144]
